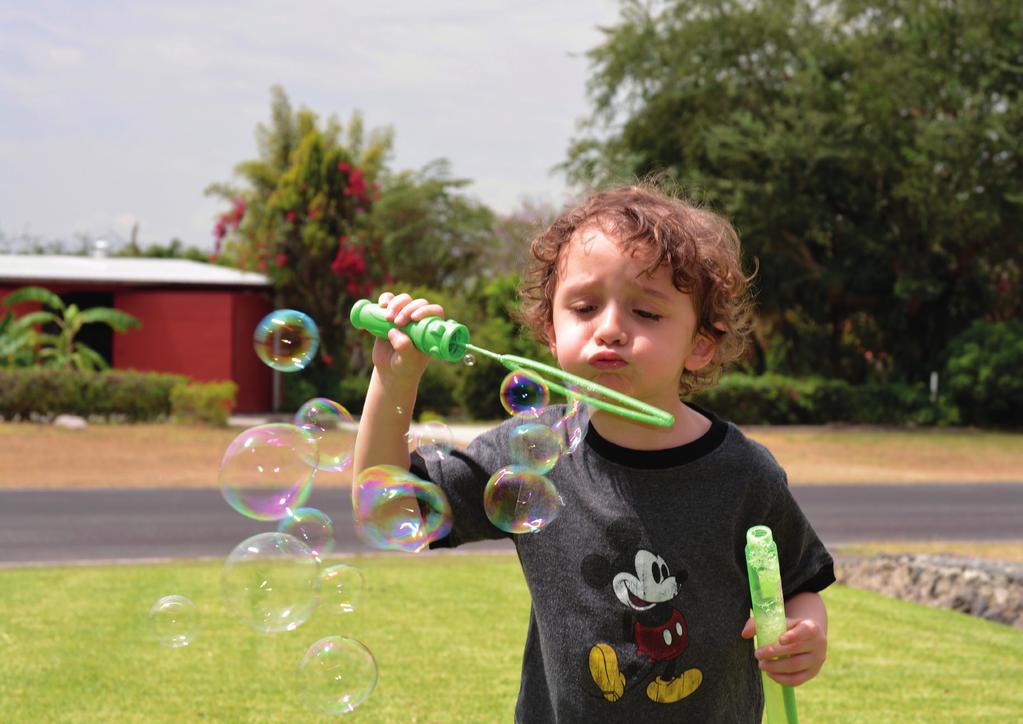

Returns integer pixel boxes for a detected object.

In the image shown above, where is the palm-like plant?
[0,311,38,366]
[1,286,141,371]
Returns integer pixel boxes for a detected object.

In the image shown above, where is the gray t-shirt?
[411,404,834,723]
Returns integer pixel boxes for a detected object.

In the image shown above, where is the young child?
[353,185,833,722]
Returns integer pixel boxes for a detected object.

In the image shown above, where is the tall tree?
[207,86,393,377]
[564,0,1023,382]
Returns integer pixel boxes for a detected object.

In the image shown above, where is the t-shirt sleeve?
[764,474,836,598]
[409,424,511,548]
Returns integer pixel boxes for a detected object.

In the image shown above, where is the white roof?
[0,255,270,288]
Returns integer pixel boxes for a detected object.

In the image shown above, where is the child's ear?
[683,333,716,371]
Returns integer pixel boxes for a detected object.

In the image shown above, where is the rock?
[53,414,88,430]
[835,552,1023,629]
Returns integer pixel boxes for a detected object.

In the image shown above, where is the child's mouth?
[590,359,627,370]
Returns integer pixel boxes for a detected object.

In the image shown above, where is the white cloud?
[0,0,620,249]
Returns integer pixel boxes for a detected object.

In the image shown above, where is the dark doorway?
[59,292,116,367]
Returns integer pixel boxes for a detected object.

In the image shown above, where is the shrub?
[944,319,1023,428]
[0,368,187,421]
[170,381,238,427]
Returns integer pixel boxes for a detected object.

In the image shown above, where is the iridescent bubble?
[221,532,320,634]
[352,466,453,553]
[148,595,199,648]
[508,422,564,474]
[294,398,355,473]
[297,636,378,715]
[219,423,318,521]
[484,466,563,534]
[320,564,365,615]
[253,309,320,372]
[499,370,550,416]
[552,398,591,454]
[462,353,476,367]
[278,507,335,559]
[414,421,454,462]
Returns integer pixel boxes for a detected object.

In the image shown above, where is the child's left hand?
[740,616,827,686]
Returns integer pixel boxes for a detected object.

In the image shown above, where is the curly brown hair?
[519,184,754,397]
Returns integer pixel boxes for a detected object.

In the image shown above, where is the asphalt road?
[1,483,1020,565]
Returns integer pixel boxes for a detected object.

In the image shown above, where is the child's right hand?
[370,292,446,384]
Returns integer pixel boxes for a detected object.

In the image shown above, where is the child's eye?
[571,305,597,315]
[635,310,662,321]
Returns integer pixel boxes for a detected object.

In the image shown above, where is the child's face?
[547,226,714,410]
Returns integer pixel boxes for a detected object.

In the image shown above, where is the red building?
[0,254,275,413]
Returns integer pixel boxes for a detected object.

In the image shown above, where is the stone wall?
[835,553,1023,629]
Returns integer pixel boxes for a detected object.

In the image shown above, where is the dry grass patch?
[745,427,1023,484]
[1,421,1021,489]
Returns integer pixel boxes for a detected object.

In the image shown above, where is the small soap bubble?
[278,507,335,559]
[297,636,378,715]
[294,398,355,473]
[222,532,320,634]
[353,466,453,553]
[253,309,320,372]
[415,420,454,462]
[219,423,318,521]
[499,370,550,417]
[484,466,563,534]
[553,398,591,454]
[462,353,476,367]
[320,564,365,615]
[148,595,199,648]
[508,422,564,474]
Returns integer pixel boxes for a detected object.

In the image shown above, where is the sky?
[0,0,621,251]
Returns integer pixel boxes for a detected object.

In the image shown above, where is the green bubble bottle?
[745,525,798,724]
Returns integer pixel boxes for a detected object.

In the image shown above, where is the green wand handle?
[745,525,798,724]
[349,299,674,427]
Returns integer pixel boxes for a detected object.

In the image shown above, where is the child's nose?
[595,307,627,345]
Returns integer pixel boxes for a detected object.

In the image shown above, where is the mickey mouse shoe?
[646,668,702,703]
[588,643,626,702]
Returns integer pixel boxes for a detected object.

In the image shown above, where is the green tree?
[1,286,141,371]
[207,86,394,389]
[564,0,1023,383]
[364,159,496,294]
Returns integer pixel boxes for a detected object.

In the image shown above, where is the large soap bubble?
[352,466,453,553]
[297,636,378,715]
[148,594,199,648]
[293,398,355,473]
[253,309,320,372]
[221,532,320,634]
[508,421,565,474]
[219,423,318,521]
[278,507,335,560]
[499,370,550,416]
[484,466,563,534]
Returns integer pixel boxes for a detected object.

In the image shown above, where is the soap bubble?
[462,353,476,366]
[499,370,549,416]
[148,595,199,648]
[484,466,563,534]
[278,507,335,559]
[297,636,378,715]
[508,422,564,474]
[253,309,320,372]
[353,466,453,553]
[219,423,318,521]
[294,398,355,473]
[320,564,365,615]
[553,398,591,454]
[414,420,454,462]
[222,532,320,634]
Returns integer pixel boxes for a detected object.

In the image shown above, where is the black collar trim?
[584,402,727,469]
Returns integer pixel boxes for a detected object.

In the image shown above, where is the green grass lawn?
[1,555,1020,723]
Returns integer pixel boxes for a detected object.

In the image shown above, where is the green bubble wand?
[745,525,798,724]
[349,299,674,427]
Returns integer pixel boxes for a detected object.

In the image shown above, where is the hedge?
[0,368,237,424]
